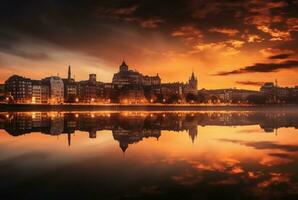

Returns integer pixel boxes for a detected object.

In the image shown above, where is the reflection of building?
[5,75,32,103]
[2,112,298,152]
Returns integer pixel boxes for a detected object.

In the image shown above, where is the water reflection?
[1,111,298,151]
[0,111,298,199]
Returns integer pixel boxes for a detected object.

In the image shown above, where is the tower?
[119,60,129,72]
[68,65,71,81]
[189,70,198,90]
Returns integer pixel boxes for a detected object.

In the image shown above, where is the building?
[43,76,64,104]
[160,82,184,103]
[183,71,198,95]
[0,84,4,97]
[31,80,49,104]
[63,66,77,102]
[201,88,258,103]
[5,75,32,103]
[78,74,98,102]
[260,81,298,103]
[112,61,161,89]
[119,85,147,104]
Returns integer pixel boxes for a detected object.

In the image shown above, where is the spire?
[68,65,71,80]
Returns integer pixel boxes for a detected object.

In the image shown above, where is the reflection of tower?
[68,132,71,146]
[274,79,278,104]
[119,142,128,153]
[89,130,97,138]
[189,126,198,143]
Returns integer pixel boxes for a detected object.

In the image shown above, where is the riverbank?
[1,103,298,112]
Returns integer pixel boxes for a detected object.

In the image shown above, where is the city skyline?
[0,1,298,90]
[2,61,298,105]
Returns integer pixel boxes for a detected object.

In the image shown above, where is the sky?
[0,0,298,90]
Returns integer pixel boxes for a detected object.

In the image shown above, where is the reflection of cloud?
[268,53,292,60]
[140,185,161,194]
[219,139,298,152]
[257,173,290,188]
[268,152,291,159]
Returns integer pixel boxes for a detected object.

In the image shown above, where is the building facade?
[43,76,64,104]
[112,61,161,89]
[5,75,32,103]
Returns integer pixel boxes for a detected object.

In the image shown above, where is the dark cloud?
[236,81,265,86]
[215,60,298,76]
[0,0,297,73]
[268,54,292,59]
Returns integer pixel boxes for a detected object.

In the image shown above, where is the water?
[0,111,298,199]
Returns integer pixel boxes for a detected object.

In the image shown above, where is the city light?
[1,62,297,106]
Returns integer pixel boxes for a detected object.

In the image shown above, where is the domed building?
[112,61,161,89]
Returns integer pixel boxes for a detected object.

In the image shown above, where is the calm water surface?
[0,111,298,199]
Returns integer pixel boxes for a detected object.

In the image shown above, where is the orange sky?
[0,0,298,90]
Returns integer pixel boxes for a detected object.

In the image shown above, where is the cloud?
[259,48,295,57]
[0,41,51,61]
[242,34,263,43]
[215,60,298,75]
[97,5,163,29]
[209,27,239,36]
[268,53,292,59]
[171,25,203,42]
[256,25,291,41]
[236,81,265,86]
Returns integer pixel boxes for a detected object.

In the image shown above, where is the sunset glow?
[0,0,298,89]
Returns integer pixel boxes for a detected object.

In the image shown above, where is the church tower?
[189,70,198,90]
